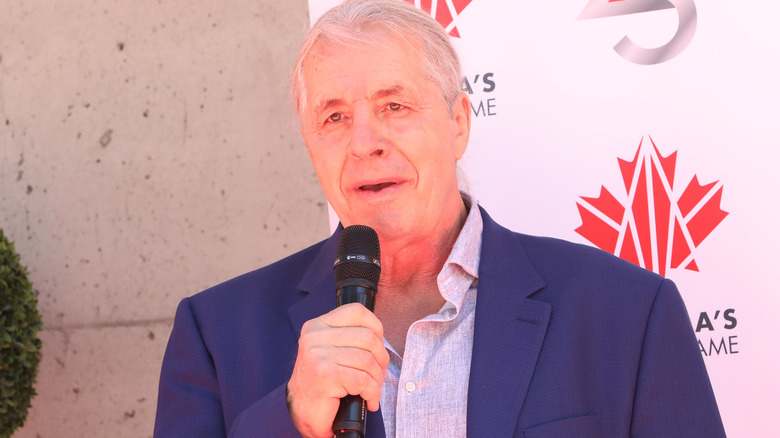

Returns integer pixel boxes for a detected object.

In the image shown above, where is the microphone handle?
[333,396,365,438]
[336,279,377,310]
[333,282,377,438]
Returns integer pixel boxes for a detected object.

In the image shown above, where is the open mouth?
[359,182,396,192]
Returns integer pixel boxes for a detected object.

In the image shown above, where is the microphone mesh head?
[335,225,381,284]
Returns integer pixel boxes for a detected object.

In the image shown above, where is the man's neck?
[377,194,468,292]
[372,193,470,355]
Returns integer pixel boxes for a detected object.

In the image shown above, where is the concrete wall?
[0,1,327,436]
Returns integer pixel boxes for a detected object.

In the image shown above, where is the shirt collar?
[437,191,483,309]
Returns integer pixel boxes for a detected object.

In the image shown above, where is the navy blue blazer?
[154,207,725,437]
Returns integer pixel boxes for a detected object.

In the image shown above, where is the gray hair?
[291,0,463,118]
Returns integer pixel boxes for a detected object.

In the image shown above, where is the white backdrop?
[310,1,780,435]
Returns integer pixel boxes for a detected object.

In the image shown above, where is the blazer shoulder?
[522,233,658,276]
[479,205,665,293]
[522,232,663,283]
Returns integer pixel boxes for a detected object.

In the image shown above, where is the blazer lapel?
[288,227,340,338]
[467,208,551,437]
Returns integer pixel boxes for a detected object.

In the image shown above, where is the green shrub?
[0,229,42,438]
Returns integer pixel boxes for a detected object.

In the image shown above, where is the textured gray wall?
[0,1,327,436]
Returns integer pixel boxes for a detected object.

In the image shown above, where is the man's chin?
[342,213,408,238]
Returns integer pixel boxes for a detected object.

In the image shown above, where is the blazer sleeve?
[629,279,726,437]
[153,298,303,438]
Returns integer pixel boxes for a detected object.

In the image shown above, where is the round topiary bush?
[0,228,42,438]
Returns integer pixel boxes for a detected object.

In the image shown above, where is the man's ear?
[453,92,471,160]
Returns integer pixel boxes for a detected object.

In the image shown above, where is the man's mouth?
[359,182,396,192]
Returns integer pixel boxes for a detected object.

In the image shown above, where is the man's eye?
[387,102,403,111]
[327,113,343,123]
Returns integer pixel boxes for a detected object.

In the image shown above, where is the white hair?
[290,0,463,118]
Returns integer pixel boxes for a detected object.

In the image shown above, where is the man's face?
[300,30,470,242]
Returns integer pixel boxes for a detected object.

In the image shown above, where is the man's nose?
[348,108,386,159]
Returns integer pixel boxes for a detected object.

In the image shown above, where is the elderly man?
[154,1,725,437]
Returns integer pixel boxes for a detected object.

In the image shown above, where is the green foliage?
[0,229,42,438]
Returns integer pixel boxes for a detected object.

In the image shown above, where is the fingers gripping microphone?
[332,225,381,438]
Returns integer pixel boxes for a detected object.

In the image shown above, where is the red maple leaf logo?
[575,137,728,276]
[403,0,474,37]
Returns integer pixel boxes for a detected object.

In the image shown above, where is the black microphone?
[332,225,381,438]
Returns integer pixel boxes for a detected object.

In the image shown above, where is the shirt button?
[404,382,416,394]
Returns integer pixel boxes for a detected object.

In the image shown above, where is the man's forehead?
[311,82,413,110]
[302,38,429,111]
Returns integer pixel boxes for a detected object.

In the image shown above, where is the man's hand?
[287,303,390,438]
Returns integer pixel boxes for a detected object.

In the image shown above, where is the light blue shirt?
[380,193,483,438]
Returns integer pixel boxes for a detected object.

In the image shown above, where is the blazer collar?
[467,207,550,437]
